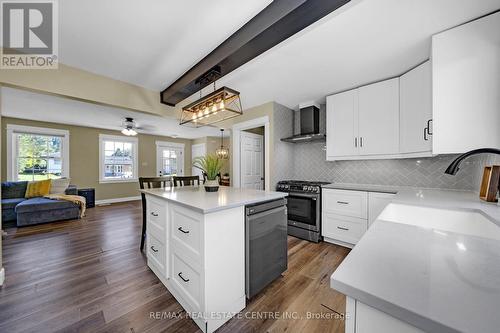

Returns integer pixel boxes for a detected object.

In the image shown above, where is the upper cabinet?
[400,61,433,154]
[358,78,400,156]
[326,89,358,158]
[327,77,413,161]
[432,11,500,153]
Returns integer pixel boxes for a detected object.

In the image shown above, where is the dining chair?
[138,177,172,251]
[173,175,201,187]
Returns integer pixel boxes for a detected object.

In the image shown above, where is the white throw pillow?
[50,178,71,195]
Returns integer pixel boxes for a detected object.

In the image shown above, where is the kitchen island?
[140,186,287,333]
[330,188,500,333]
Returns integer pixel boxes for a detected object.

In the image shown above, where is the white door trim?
[156,141,185,177]
[231,116,270,191]
[191,143,206,177]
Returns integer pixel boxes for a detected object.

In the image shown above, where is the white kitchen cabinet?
[432,11,500,153]
[326,89,359,158]
[368,192,396,227]
[326,78,401,160]
[322,188,395,246]
[358,78,400,156]
[346,297,426,333]
[400,61,433,154]
[144,194,246,333]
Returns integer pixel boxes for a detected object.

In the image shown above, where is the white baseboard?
[95,196,141,206]
[0,267,5,286]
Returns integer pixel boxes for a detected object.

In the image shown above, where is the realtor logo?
[1,0,58,69]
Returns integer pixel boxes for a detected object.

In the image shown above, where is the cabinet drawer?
[322,212,367,245]
[147,233,166,276]
[171,249,201,311]
[170,204,201,260]
[322,189,368,219]
[147,196,166,226]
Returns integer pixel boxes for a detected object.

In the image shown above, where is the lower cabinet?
[346,297,426,333]
[322,189,395,247]
[144,195,246,333]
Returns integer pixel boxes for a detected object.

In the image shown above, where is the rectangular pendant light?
[180,86,242,127]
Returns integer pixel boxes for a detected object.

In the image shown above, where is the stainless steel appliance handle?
[247,206,286,220]
[287,193,319,199]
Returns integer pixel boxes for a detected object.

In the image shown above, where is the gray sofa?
[1,181,80,226]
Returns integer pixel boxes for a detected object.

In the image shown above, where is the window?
[99,134,138,183]
[156,141,184,177]
[7,125,70,181]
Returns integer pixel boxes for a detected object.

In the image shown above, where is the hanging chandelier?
[215,129,229,159]
[179,67,242,128]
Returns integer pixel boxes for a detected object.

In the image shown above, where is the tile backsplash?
[293,141,499,191]
[287,105,499,191]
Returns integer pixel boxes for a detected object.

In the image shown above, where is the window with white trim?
[7,125,70,181]
[99,134,138,183]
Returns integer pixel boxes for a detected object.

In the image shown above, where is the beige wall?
[1,117,192,201]
[0,62,175,118]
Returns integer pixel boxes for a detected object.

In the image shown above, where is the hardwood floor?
[0,201,350,333]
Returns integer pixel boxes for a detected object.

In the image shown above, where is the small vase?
[204,179,219,192]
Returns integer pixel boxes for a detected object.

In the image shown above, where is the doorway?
[191,143,206,178]
[156,141,184,177]
[241,128,264,189]
[231,116,270,191]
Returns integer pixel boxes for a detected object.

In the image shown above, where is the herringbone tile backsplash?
[272,105,500,191]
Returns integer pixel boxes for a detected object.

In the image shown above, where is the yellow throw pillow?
[25,179,52,198]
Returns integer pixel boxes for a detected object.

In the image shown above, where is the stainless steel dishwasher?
[245,198,288,299]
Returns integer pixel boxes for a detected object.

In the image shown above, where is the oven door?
[286,193,319,231]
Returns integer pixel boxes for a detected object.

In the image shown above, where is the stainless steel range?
[276,180,330,242]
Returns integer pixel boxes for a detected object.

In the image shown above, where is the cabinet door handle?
[150,246,158,253]
[337,201,349,205]
[150,212,159,217]
[427,119,433,135]
[178,226,190,234]
[178,272,190,282]
[337,226,349,231]
[424,127,429,141]
[360,137,363,147]
[354,137,358,147]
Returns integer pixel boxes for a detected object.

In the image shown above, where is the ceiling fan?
[121,117,139,136]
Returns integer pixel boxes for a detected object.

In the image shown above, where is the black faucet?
[445,148,500,175]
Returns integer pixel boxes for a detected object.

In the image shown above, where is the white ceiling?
[58,0,500,111]
[7,0,500,134]
[0,87,225,139]
[59,0,273,91]
[213,0,500,110]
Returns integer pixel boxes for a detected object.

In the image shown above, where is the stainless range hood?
[281,103,326,143]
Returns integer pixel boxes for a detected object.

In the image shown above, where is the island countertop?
[140,186,287,213]
[330,188,500,333]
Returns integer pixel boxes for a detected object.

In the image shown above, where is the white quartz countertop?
[330,188,500,333]
[140,186,287,213]
[322,183,401,194]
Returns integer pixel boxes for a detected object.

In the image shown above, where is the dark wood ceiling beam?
[161,0,351,106]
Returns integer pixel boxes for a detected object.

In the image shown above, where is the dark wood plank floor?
[0,201,350,333]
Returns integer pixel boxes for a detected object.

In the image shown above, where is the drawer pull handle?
[337,201,349,205]
[150,246,158,252]
[178,227,190,234]
[337,226,349,231]
[178,272,190,282]
[150,212,159,217]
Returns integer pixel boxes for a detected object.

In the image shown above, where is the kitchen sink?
[377,203,500,240]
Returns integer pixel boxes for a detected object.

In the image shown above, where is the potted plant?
[193,154,223,192]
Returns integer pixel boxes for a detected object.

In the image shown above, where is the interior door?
[326,89,359,159]
[400,61,432,153]
[191,143,206,178]
[156,145,184,177]
[241,131,264,189]
[358,78,400,155]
